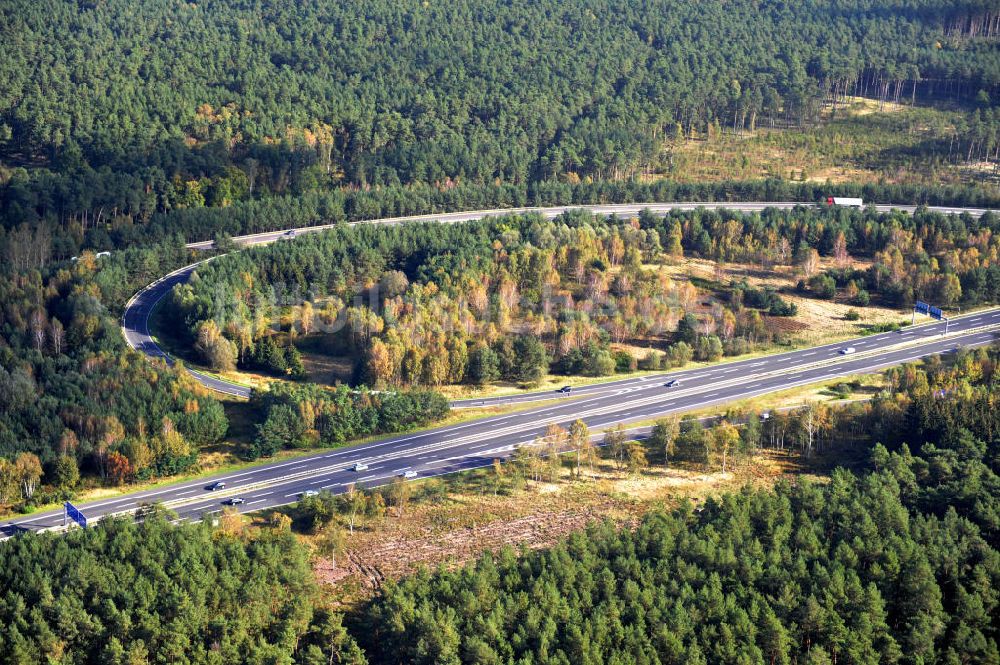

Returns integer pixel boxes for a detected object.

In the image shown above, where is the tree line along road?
[7,202,988,539]
[125,201,995,398]
[10,308,1000,539]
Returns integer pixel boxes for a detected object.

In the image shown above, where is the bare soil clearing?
[312,450,826,597]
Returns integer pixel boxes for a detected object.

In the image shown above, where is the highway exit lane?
[126,202,996,400]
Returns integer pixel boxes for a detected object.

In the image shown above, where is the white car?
[401,470,418,479]
[225,497,245,506]
[352,462,369,472]
[839,347,856,355]
[300,490,319,498]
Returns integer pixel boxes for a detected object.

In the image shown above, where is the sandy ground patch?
[310,457,801,597]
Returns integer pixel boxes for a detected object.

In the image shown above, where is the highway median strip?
[32,312,999,537]
[110,319,1000,516]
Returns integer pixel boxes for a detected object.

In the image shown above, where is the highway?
[120,257,252,397]
[125,201,996,398]
[7,307,999,539]
[184,201,993,250]
[23,200,990,540]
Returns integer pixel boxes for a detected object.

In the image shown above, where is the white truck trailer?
[825,197,864,208]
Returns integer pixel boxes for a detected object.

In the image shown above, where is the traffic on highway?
[124,202,995,399]
[23,202,968,538]
[5,201,987,540]
[8,303,999,539]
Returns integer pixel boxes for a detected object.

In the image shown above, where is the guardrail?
[23,321,998,540]
[132,319,1000,511]
[453,312,1000,409]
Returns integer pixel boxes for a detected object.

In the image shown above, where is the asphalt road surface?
[119,256,251,397]
[184,201,994,250]
[126,201,996,398]
[8,307,999,540]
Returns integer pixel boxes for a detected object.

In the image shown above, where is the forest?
[0,235,457,511]
[249,383,449,460]
[2,0,1000,660]
[0,510,365,664]
[1,0,1000,257]
[0,239,241,509]
[351,346,1000,663]
[3,345,1000,663]
[169,207,1000,395]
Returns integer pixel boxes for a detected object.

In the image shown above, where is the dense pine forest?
[3,348,1000,663]
[3,1,1000,661]
[356,350,1000,663]
[0,511,366,664]
[2,0,1000,257]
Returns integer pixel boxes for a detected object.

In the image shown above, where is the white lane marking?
[24,315,1000,531]
[177,490,197,496]
[247,500,266,506]
[310,478,327,485]
[971,317,982,322]
[356,473,397,484]
[31,326,998,525]
[289,464,309,471]
[802,352,816,357]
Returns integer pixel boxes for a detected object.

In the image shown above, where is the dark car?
[224,497,245,506]
[557,385,573,394]
[663,379,679,388]
[207,481,226,491]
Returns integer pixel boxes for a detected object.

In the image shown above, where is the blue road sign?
[929,306,944,320]
[65,502,87,528]
[914,301,930,314]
